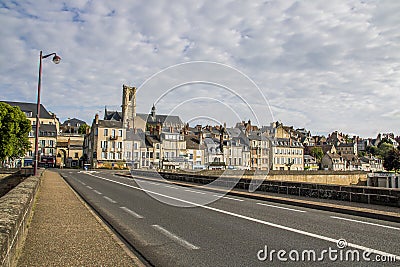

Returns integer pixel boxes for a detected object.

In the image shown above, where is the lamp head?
[52,55,61,64]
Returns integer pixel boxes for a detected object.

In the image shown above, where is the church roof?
[104,110,122,121]
[136,113,183,126]
[103,109,183,127]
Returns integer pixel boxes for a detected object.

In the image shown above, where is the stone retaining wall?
[157,169,367,186]
[0,172,42,267]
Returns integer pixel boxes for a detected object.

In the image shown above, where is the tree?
[310,147,324,163]
[383,149,400,173]
[366,145,379,156]
[377,142,394,159]
[78,124,89,134]
[0,102,31,164]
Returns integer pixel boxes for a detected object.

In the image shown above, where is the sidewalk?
[17,170,143,267]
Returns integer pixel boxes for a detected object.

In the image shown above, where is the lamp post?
[34,51,61,176]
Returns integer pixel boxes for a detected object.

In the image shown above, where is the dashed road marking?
[256,202,306,213]
[185,189,206,195]
[93,190,102,195]
[120,206,144,219]
[213,195,244,202]
[152,225,199,250]
[165,185,179,189]
[103,196,117,204]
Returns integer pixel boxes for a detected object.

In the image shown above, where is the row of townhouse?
[268,123,386,172]
[84,111,305,171]
[3,101,59,167]
[2,101,87,168]
[83,85,305,171]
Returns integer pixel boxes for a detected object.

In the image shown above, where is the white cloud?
[0,0,399,137]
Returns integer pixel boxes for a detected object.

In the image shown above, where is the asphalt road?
[60,169,400,267]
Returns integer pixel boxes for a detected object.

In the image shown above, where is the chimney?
[156,124,161,137]
[95,113,99,124]
[199,130,204,145]
[219,130,224,153]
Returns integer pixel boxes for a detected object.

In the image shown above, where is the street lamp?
[34,51,61,176]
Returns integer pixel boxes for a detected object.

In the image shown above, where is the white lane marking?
[120,206,144,219]
[103,196,117,204]
[81,182,86,185]
[69,172,73,174]
[86,173,400,261]
[213,195,244,202]
[86,186,93,190]
[185,189,206,195]
[148,182,160,185]
[152,225,199,250]
[165,185,179,189]
[256,202,306,213]
[331,216,400,231]
[93,190,102,195]
[222,196,244,202]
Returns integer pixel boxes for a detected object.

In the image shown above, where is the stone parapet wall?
[0,172,42,267]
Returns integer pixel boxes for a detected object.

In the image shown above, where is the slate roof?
[338,143,355,147]
[248,131,270,142]
[325,152,342,159]
[2,101,53,119]
[145,135,161,148]
[61,118,87,127]
[104,110,183,127]
[184,135,205,150]
[137,113,183,126]
[341,153,358,161]
[98,120,123,128]
[104,111,122,121]
[125,129,146,146]
[32,124,57,136]
[226,127,242,138]
[269,138,303,147]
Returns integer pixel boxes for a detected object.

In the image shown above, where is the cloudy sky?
[1,0,399,137]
